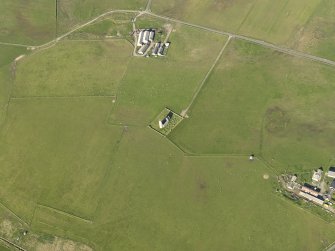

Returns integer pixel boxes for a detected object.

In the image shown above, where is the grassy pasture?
[0,0,56,44]
[291,0,335,61]
[110,18,228,125]
[169,40,279,154]
[13,40,132,97]
[0,97,122,221]
[170,39,335,171]
[2,6,335,250]
[30,203,94,244]
[0,203,92,250]
[0,66,12,127]
[57,0,146,34]
[98,151,335,251]
[6,68,335,249]
[68,14,135,40]
[0,45,30,127]
[152,0,335,61]
[28,127,185,250]
[92,127,185,250]
[161,156,335,251]
[152,0,322,46]
[25,123,335,251]
[0,46,27,68]
[0,246,10,251]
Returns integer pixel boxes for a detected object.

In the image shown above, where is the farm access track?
[2,4,335,159]
[2,3,335,118]
[1,4,335,251]
[1,8,335,67]
[3,5,334,118]
[2,3,335,171]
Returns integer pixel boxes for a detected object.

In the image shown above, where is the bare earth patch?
[0,219,15,238]
[15,55,25,62]
[34,237,92,251]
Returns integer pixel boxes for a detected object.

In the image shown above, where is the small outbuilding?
[138,43,150,55]
[152,42,160,56]
[330,179,335,190]
[291,175,297,183]
[159,112,173,129]
[298,191,324,206]
[301,184,320,197]
[158,44,165,56]
[143,30,150,44]
[149,30,155,42]
[327,167,335,178]
[312,168,323,182]
[137,30,144,46]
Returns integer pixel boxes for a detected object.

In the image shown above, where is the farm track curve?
[1,8,335,67]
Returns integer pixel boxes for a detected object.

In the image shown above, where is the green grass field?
[57,0,146,34]
[3,136,335,250]
[0,0,145,44]
[291,0,335,60]
[13,40,132,97]
[152,0,321,45]
[0,246,10,251]
[152,0,335,61]
[0,45,27,131]
[0,0,56,44]
[0,66,11,126]
[68,13,135,40]
[0,46,27,68]
[110,18,228,125]
[170,39,335,171]
[0,98,123,221]
[2,2,335,251]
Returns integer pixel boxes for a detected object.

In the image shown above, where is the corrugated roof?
[298,191,324,205]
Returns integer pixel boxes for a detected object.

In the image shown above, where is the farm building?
[143,30,150,44]
[152,42,160,56]
[135,29,171,57]
[159,112,173,129]
[298,191,324,206]
[312,169,323,182]
[327,167,335,178]
[135,28,172,57]
[301,184,320,197]
[137,30,144,46]
[287,175,297,190]
[330,179,335,190]
[158,44,165,56]
[149,31,155,42]
[138,43,150,55]
[136,29,158,56]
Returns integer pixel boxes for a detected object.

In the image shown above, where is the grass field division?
[0,42,31,48]
[151,0,335,61]
[1,7,335,68]
[146,12,335,67]
[0,236,25,251]
[181,36,232,117]
[169,38,335,168]
[36,204,93,224]
[2,2,335,250]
